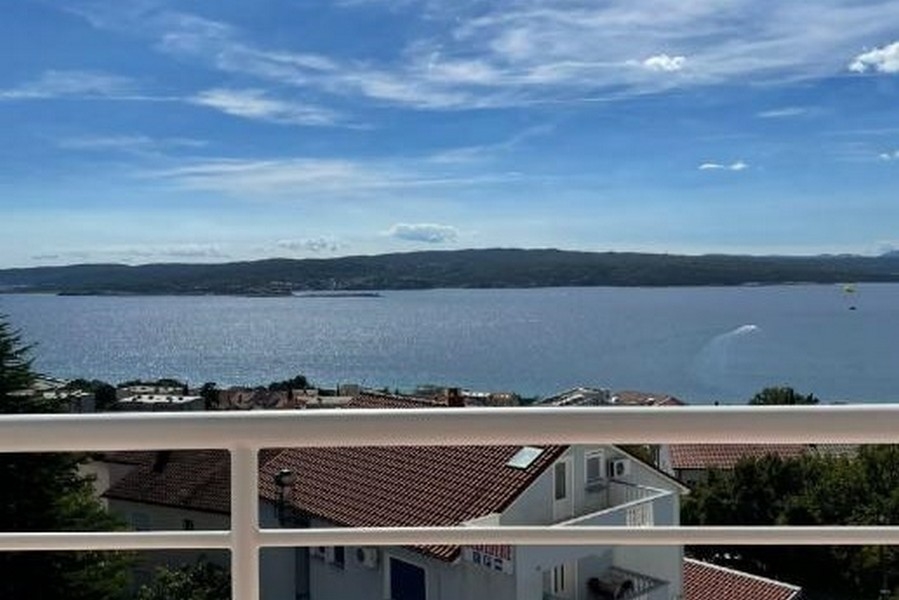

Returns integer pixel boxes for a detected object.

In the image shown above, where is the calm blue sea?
[1,285,896,404]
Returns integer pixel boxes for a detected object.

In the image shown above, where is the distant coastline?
[2,248,898,296]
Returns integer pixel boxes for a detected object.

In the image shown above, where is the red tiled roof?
[611,390,685,406]
[684,558,801,600]
[669,444,807,470]
[106,444,563,560]
[345,392,447,409]
[104,449,232,514]
[260,444,564,560]
[104,391,564,560]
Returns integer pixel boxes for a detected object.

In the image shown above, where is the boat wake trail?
[693,324,761,391]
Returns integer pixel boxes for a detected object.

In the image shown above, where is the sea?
[1,284,896,404]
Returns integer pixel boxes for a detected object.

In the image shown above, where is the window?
[549,563,575,598]
[387,557,427,600]
[554,461,568,501]
[585,450,605,484]
[332,545,345,569]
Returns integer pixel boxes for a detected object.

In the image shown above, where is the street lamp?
[274,468,297,526]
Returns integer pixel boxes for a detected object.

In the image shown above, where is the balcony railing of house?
[2,405,899,600]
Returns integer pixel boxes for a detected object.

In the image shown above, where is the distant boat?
[842,283,857,310]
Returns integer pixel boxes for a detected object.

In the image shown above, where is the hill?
[2,249,899,295]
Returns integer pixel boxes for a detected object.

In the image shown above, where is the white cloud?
[58,135,207,152]
[642,54,686,72]
[879,150,899,160]
[150,155,520,197]
[849,41,899,73]
[277,238,342,253]
[70,2,899,111]
[385,223,459,243]
[0,70,136,100]
[699,160,749,171]
[756,107,808,119]
[190,88,342,126]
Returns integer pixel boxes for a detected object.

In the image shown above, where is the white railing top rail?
[2,404,899,451]
[3,405,899,600]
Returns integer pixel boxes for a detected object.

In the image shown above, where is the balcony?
[2,405,899,599]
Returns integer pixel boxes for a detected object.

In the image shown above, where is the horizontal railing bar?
[254,526,899,547]
[5,526,899,552]
[0,531,231,552]
[2,405,899,452]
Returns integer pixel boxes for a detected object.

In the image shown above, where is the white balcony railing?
[3,405,899,600]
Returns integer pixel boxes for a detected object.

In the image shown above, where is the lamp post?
[274,468,297,526]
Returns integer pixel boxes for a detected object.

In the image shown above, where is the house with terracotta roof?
[683,558,802,600]
[660,443,857,487]
[102,392,691,600]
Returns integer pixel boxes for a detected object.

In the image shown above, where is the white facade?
[104,444,684,600]
[285,446,683,600]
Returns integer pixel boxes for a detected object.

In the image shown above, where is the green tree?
[200,382,219,410]
[0,317,131,599]
[749,386,819,405]
[682,450,899,599]
[267,374,309,391]
[136,560,230,600]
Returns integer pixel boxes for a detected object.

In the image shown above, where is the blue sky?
[2,0,899,267]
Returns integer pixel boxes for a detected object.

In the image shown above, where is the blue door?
[389,557,426,600]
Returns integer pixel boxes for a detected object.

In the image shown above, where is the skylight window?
[506,446,544,469]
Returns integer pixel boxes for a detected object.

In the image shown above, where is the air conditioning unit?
[356,547,379,569]
[608,458,631,479]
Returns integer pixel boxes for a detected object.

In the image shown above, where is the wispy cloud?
[32,244,229,263]
[699,160,749,171]
[0,70,136,100]
[879,150,899,160]
[277,238,342,253]
[756,107,809,119]
[385,223,459,243]
[70,2,899,111]
[148,156,517,197]
[58,134,207,152]
[190,88,343,126]
[427,124,554,164]
[849,40,899,73]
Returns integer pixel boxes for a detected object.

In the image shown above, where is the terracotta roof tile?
[684,558,801,600]
[259,444,565,560]
[104,393,564,560]
[104,449,232,515]
[669,444,807,470]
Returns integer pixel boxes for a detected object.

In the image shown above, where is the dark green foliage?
[683,448,899,599]
[136,560,230,600]
[749,386,819,405]
[200,382,219,410]
[3,249,899,294]
[268,374,309,391]
[0,317,130,599]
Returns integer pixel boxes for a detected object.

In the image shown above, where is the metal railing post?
[232,446,260,600]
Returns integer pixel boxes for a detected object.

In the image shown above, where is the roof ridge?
[684,558,801,592]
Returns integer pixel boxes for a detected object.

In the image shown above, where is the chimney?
[446,387,464,407]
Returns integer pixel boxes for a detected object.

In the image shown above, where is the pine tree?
[0,317,130,599]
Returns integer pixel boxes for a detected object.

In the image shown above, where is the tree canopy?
[0,317,130,599]
[683,447,899,599]
[749,386,819,405]
[136,560,230,600]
